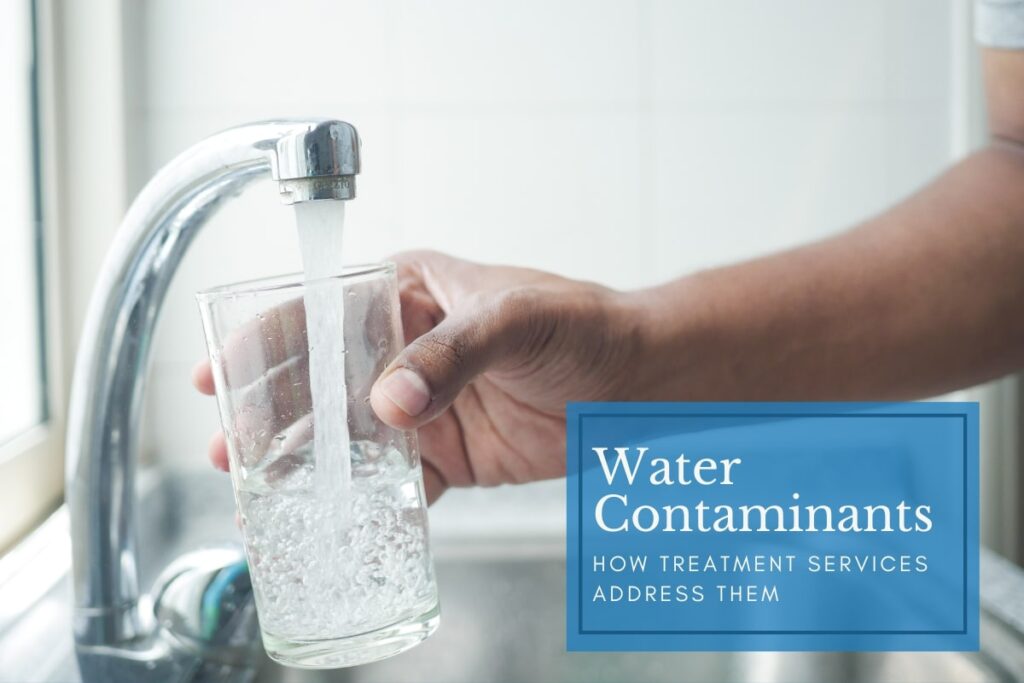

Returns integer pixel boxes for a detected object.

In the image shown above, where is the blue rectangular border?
[566,402,979,651]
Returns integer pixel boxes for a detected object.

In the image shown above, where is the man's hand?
[193,250,645,503]
[194,51,1024,502]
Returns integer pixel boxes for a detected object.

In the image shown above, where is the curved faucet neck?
[65,120,358,649]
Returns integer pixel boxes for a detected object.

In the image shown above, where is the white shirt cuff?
[976,0,1024,48]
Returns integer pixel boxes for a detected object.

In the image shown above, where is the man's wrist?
[613,277,711,401]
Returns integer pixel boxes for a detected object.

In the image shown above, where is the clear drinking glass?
[196,263,440,669]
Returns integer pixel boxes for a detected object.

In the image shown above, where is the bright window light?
[0,1,45,446]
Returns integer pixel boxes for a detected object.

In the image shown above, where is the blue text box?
[566,402,979,651]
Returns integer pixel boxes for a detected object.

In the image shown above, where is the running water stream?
[293,201,351,512]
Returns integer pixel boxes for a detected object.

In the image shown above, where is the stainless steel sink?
[2,470,1024,683]
[252,555,1022,683]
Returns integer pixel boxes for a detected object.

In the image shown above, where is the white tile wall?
[125,0,959,532]
[649,1,891,105]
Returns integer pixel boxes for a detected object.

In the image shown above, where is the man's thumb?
[370,302,530,429]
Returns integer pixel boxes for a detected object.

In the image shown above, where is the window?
[0,0,61,551]
[0,1,45,446]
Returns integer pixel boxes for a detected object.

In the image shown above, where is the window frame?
[0,0,65,551]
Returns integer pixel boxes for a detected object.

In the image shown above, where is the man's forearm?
[628,141,1024,401]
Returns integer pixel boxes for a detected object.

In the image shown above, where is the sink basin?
[252,555,1019,683]
[2,470,1024,683]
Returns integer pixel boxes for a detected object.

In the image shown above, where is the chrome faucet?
[65,120,360,682]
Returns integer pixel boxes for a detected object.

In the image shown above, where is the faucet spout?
[65,119,359,678]
[274,119,360,203]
